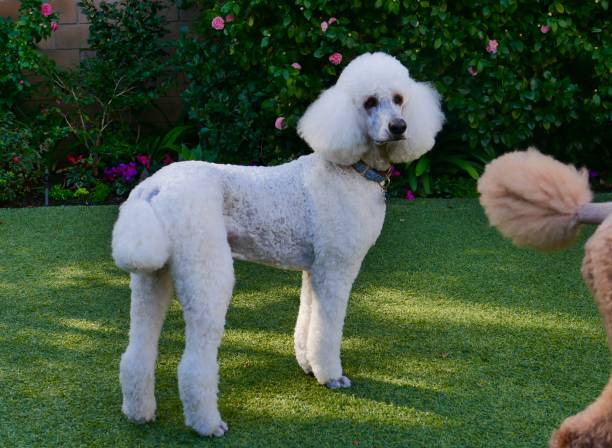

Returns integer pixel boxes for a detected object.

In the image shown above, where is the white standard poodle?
[111,52,444,437]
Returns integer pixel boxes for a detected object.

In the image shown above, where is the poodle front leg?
[173,245,234,437]
[294,271,313,374]
[306,264,360,388]
[120,267,172,423]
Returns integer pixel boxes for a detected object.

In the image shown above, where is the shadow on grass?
[0,203,608,447]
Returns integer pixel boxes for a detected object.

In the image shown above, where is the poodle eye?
[393,94,404,105]
[363,97,378,110]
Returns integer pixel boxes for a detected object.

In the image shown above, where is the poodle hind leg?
[550,382,612,448]
[294,271,313,374]
[173,233,234,437]
[550,218,612,448]
[120,267,172,423]
[306,262,360,389]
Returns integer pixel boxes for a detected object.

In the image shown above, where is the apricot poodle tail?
[477,147,602,250]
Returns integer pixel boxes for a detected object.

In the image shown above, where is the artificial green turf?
[0,200,608,447]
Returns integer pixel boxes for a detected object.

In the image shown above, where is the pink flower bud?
[291,62,302,70]
[50,21,58,32]
[539,25,550,34]
[274,117,286,130]
[467,66,478,76]
[328,17,337,24]
[225,14,234,23]
[321,21,328,32]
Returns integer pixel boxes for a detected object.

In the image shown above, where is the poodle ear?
[388,81,444,163]
[297,86,367,165]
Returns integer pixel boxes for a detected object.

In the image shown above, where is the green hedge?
[179,0,611,173]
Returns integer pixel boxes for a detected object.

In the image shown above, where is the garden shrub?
[0,1,66,204]
[46,0,173,177]
[40,0,180,200]
[0,110,65,203]
[179,0,610,194]
[0,0,57,110]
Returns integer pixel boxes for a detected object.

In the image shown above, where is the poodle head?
[298,52,444,165]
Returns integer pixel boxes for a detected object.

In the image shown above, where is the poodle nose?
[388,118,407,136]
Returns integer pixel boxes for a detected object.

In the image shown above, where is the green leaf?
[415,157,430,176]
[408,172,418,192]
[422,174,431,195]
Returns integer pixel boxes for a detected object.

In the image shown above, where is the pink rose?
[405,189,415,201]
[540,25,550,34]
[274,117,286,130]
[211,16,224,30]
[40,3,53,17]
[328,52,343,65]
[328,17,337,24]
[486,39,498,54]
[291,62,302,70]
[50,21,58,32]
[225,14,234,23]
[321,21,328,32]
[41,3,52,17]
[467,66,478,76]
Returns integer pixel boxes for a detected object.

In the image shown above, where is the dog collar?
[352,161,392,191]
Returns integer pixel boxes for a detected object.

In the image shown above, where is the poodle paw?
[121,405,155,424]
[211,420,229,437]
[326,375,352,389]
[189,416,229,437]
[122,399,156,424]
[299,364,313,376]
[550,412,612,448]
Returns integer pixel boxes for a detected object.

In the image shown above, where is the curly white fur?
[112,52,443,437]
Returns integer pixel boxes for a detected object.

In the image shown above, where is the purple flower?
[106,162,139,182]
[405,189,416,201]
[121,162,138,182]
[103,166,120,181]
[389,165,401,177]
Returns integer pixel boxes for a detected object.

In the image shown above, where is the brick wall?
[0,0,197,124]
